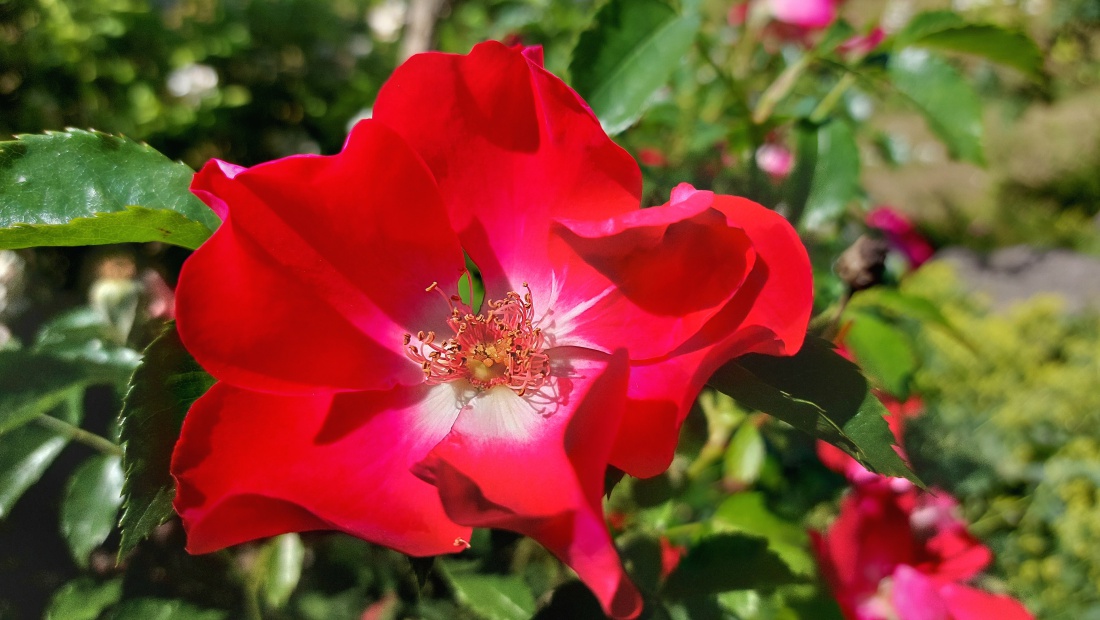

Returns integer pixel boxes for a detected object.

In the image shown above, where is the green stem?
[34,413,123,457]
[809,72,857,123]
[752,54,812,124]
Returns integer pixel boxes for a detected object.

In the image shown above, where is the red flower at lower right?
[811,480,1033,620]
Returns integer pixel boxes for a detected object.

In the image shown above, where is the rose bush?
[169,41,812,618]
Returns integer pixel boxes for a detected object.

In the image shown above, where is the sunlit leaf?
[843,311,918,398]
[443,560,536,620]
[105,598,227,620]
[712,492,814,576]
[723,422,765,488]
[788,120,861,231]
[709,337,919,483]
[570,0,701,135]
[895,11,1044,79]
[117,322,214,556]
[61,454,124,566]
[662,533,800,598]
[34,307,142,387]
[262,534,306,609]
[0,130,217,250]
[0,394,83,518]
[887,49,984,164]
[0,349,87,435]
[46,577,123,620]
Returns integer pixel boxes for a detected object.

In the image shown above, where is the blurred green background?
[2,0,1100,618]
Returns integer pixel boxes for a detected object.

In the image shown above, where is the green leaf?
[791,120,861,231]
[893,10,968,44]
[118,322,214,556]
[61,454,124,566]
[708,337,919,483]
[712,492,814,576]
[723,422,765,488]
[34,307,142,387]
[46,577,123,620]
[261,533,306,609]
[106,598,227,620]
[443,561,536,620]
[662,533,800,598]
[843,311,918,398]
[0,130,218,250]
[0,393,83,518]
[895,11,1043,79]
[570,0,701,135]
[849,287,974,349]
[0,349,87,435]
[887,49,984,164]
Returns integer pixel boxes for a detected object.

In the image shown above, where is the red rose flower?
[171,41,811,619]
[812,482,1033,620]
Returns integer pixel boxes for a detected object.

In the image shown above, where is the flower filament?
[405,282,550,396]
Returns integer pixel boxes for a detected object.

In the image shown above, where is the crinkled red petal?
[414,351,643,619]
[178,120,464,393]
[171,382,471,557]
[372,40,642,302]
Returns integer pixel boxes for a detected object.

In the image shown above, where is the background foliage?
[1,0,1099,618]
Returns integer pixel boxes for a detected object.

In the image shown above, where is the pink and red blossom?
[812,482,1033,620]
[171,41,812,618]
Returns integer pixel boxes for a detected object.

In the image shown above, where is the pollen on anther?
[403,283,551,396]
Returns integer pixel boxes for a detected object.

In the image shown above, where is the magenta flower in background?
[866,206,935,269]
[755,142,794,182]
[813,481,1034,620]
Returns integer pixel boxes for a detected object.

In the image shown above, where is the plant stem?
[810,72,857,123]
[34,413,123,457]
[752,54,812,124]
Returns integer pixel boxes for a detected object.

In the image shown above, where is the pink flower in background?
[638,147,668,167]
[866,206,935,269]
[838,27,886,59]
[769,0,837,29]
[812,482,1034,620]
[729,0,838,33]
[755,142,794,182]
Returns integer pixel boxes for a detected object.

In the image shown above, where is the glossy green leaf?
[662,533,800,598]
[0,130,218,250]
[792,120,861,231]
[888,49,984,164]
[444,561,536,620]
[723,422,765,488]
[34,307,142,387]
[61,454,124,566]
[0,349,87,435]
[843,312,918,398]
[46,577,123,620]
[106,598,227,620]
[570,0,701,135]
[712,492,814,576]
[708,337,918,483]
[0,394,83,518]
[850,287,974,348]
[893,10,968,43]
[895,11,1043,79]
[262,533,306,609]
[117,322,214,556]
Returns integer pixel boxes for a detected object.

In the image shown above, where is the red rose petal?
[172,382,470,557]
